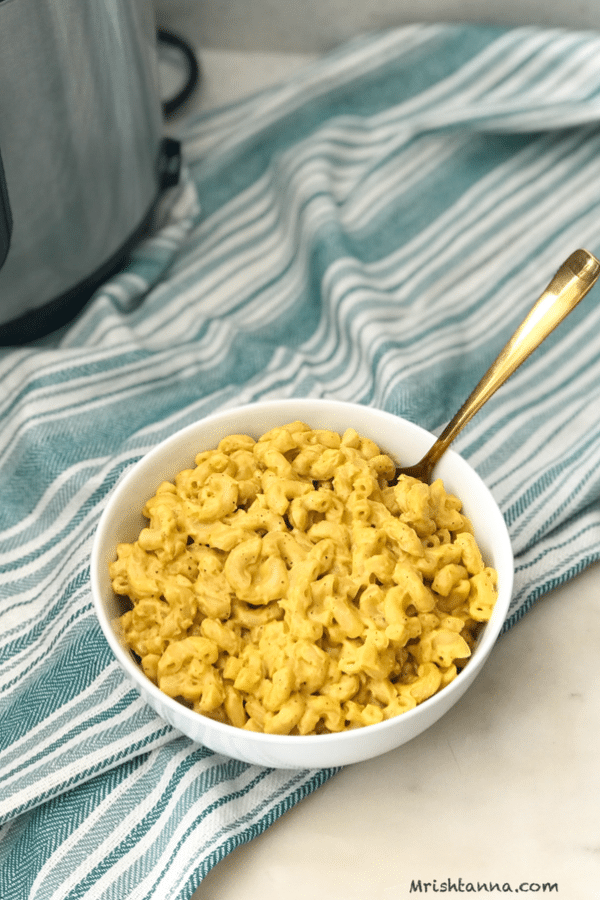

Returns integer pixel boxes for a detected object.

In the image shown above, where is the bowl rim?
[90,398,514,747]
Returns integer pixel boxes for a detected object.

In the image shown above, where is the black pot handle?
[157,28,200,118]
[0,147,12,271]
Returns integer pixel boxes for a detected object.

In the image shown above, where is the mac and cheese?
[110,422,498,735]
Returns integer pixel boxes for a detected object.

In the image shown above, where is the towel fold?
[2,24,600,900]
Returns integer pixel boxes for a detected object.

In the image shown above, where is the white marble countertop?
[155,33,600,900]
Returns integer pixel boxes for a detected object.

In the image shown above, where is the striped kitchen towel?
[3,23,600,900]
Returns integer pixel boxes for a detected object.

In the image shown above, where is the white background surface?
[155,0,600,53]
[153,7,600,898]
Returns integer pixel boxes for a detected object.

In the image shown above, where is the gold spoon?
[395,248,600,484]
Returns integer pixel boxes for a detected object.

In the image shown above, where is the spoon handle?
[418,248,600,474]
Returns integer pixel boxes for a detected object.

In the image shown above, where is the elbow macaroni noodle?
[110,422,498,735]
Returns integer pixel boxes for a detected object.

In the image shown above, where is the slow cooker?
[0,0,190,344]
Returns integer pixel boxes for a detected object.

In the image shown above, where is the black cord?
[157,27,200,117]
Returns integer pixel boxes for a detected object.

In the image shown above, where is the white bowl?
[91,399,513,769]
